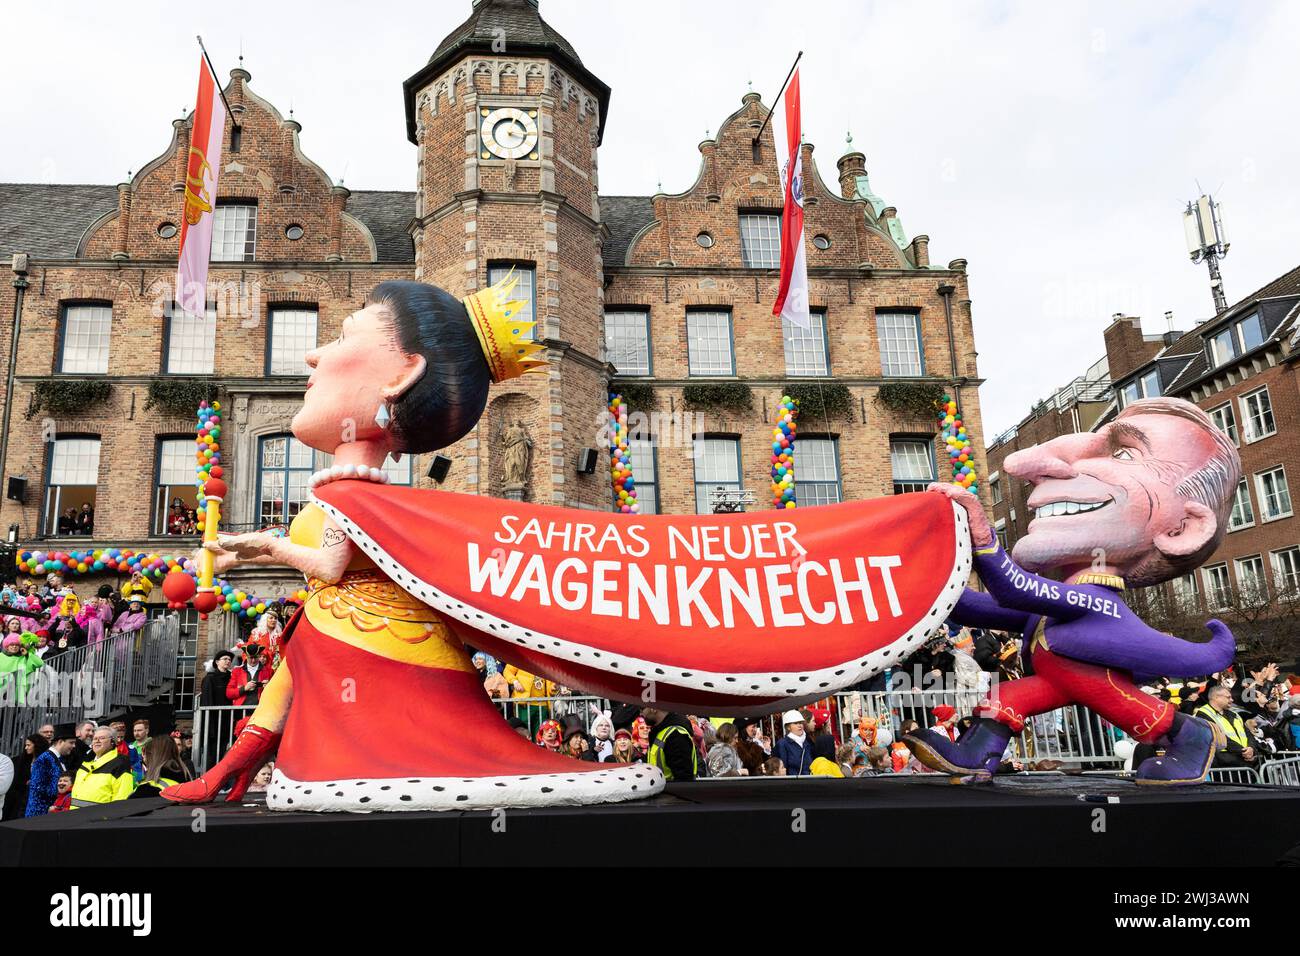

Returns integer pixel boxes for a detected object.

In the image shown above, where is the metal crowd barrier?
[1207,765,1263,785]
[190,704,259,773]
[492,694,610,731]
[1260,754,1300,787]
[830,690,1125,768]
[0,616,181,757]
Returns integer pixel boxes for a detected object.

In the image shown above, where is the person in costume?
[112,597,148,635]
[0,633,45,705]
[164,277,669,811]
[25,725,77,816]
[226,637,273,706]
[906,398,1240,785]
[536,719,563,752]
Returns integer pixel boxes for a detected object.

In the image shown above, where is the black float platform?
[3,774,1297,866]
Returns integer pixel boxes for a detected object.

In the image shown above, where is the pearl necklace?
[307,463,392,489]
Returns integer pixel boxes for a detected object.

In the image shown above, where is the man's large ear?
[1153,500,1218,559]
[379,352,427,403]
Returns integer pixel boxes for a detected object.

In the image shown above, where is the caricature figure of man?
[908,398,1239,785]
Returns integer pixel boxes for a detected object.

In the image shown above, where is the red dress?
[261,507,663,812]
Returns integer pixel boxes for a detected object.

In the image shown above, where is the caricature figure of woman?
[164,278,665,811]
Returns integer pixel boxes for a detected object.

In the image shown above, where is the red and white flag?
[772,64,810,329]
[175,56,226,316]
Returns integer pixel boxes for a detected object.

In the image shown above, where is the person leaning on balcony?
[1194,686,1254,767]
[71,726,136,808]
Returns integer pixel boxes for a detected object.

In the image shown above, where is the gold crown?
[463,271,547,383]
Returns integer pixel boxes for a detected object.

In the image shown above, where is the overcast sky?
[2,0,1297,437]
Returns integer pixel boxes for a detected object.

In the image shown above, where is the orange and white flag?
[175,57,226,316]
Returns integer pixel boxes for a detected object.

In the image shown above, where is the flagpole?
[196,35,240,129]
[753,50,803,145]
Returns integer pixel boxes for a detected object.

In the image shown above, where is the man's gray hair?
[95,724,118,743]
[1117,398,1241,586]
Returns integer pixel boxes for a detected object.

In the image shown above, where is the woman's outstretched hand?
[927,481,995,549]
[198,532,279,573]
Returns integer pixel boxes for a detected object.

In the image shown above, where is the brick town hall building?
[0,0,988,713]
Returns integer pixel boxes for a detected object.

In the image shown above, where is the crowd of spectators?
[2,615,1297,819]
[1,718,196,817]
[0,570,154,664]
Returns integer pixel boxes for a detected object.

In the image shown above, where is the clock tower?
[403,0,612,509]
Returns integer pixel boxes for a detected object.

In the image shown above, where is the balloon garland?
[607,393,641,514]
[939,393,978,493]
[771,394,799,509]
[12,398,307,619]
[12,547,306,617]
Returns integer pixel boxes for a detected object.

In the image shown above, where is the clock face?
[480,106,540,161]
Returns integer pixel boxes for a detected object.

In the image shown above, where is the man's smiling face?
[1003,410,1225,577]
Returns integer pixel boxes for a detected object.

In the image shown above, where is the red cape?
[312,484,970,713]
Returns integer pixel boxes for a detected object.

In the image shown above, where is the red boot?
[162,724,281,804]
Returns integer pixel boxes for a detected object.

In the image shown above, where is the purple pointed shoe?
[1135,713,1224,786]
[904,718,1013,779]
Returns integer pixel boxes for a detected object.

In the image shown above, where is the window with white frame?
[693,437,743,514]
[990,473,1003,505]
[686,311,734,376]
[211,203,257,261]
[166,305,217,374]
[1228,479,1254,531]
[154,438,200,535]
[1207,311,1266,368]
[625,437,659,514]
[1235,554,1267,603]
[45,438,100,536]
[1171,573,1199,611]
[267,308,318,376]
[258,434,315,525]
[1270,547,1300,595]
[796,437,842,507]
[1202,563,1231,610]
[59,304,111,374]
[891,439,936,494]
[1255,466,1293,521]
[1118,369,1161,408]
[995,521,1008,552]
[488,263,536,341]
[605,310,651,376]
[1210,403,1238,445]
[877,313,923,377]
[739,213,781,268]
[1240,387,1276,442]
[782,310,829,376]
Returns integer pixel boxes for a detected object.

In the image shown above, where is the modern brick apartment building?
[1103,266,1300,653]
[985,264,1300,658]
[0,0,989,706]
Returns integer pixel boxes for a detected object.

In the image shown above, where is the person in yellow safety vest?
[129,735,194,799]
[71,726,136,808]
[1195,685,1254,766]
[641,707,698,781]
